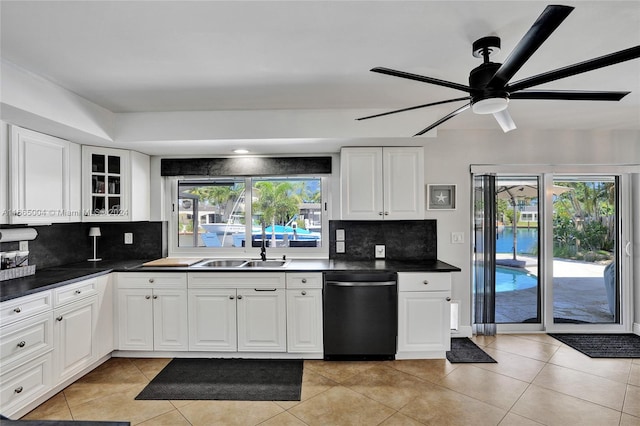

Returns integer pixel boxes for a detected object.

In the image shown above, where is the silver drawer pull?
[254,288,277,292]
[145,295,151,299]
[75,290,82,295]
[301,291,307,296]
[56,316,63,321]
[237,295,243,300]
[446,297,451,301]
[149,278,155,283]
[301,279,307,283]
[17,341,26,348]
[153,295,158,299]
[14,386,23,394]
[229,295,235,300]
[14,307,22,313]
[423,280,429,285]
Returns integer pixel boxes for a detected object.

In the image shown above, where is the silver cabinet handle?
[149,278,155,283]
[423,280,429,285]
[378,212,384,216]
[237,295,243,300]
[153,295,158,299]
[229,295,235,300]
[17,341,26,348]
[14,386,23,394]
[14,307,21,313]
[384,211,389,215]
[75,290,82,295]
[446,297,452,301]
[145,295,151,299]
[56,316,63,321]
[301,291,307,296]
[301,278,307,283]
[254,288,276,292]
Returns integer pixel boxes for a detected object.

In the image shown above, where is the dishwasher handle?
[325,280,396,287]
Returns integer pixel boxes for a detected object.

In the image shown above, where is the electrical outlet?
[336,229,345,241]
[375,244,385,259]
[124,233,133,244]
[19,241,29,251]
[336,241,345,253]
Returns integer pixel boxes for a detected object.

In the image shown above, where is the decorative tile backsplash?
[329,220,437,261]
[0,222,165,269]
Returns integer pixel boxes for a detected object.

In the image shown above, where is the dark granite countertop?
[1,258,460,302]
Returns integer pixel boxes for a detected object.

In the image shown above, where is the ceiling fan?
[357,4,640,135]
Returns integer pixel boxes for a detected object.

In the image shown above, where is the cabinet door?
[82,146,130,222]
[53,296,98,382]
[383,147,424,220]
[286,289,323,353]
[340,147,383,220]
[116,289,153,351]
[398,291,450,354]
[9,125,79,224]
[153,289,188,351]
[188,289,237,351]
[237,289,286,352]
[95,275,114,358]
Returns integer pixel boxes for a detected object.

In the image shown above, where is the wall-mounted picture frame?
[427,184,456,210]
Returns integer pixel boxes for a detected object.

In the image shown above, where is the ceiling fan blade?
[507,45,640,92]
[493,110,517,133]
[371,67,472,93]
[356,97,471,121]
[510,90,630,101]
[414,103,471,136]
[487,5,574,88]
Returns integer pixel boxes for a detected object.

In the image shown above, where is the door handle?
[625,241,631,256]
[254,288,277,292]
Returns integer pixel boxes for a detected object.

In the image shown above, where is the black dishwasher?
[323,271,398,360]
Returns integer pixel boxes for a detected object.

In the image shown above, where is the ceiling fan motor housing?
[469,62,509,112]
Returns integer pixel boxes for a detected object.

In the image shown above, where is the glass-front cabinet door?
[82,146,129,221]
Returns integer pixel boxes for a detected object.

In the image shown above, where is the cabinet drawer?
[53,279,97,306]
[0,352,52,416]
[117,272,187,289]
[0,291,53,326]
[188,272,285,289]
[286,273,323,289]
[398,272,451,292]
[0,312,53,370]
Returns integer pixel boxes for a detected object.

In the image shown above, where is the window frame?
[166,175,330,258]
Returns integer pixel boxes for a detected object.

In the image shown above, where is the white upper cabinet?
[1,122,8,225]
[82,146,149,222]
[340,147,424,220]
[8,125,81,224]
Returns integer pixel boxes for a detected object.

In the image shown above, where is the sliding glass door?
[472,167,633,333]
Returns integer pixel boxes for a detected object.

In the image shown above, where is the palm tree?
[252,181,301,246]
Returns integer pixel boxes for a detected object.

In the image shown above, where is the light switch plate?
[336,229,345,241]
[375,244,385,258]
[336,241,345,253]
[451,232,464,244]
[124,233,133,244]
[19,241,29,251]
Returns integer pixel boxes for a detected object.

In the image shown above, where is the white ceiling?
[1,0,639,148]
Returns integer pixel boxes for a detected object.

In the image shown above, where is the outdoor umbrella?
[495,183,572,260]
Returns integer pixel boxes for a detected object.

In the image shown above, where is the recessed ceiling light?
[233,149,249,154]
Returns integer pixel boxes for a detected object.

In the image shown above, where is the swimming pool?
[476,265,538,292]
[496,266,538,292]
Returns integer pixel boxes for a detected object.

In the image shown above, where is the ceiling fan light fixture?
[472,97,509,114]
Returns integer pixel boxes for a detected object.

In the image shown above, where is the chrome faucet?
[260,244,267,261]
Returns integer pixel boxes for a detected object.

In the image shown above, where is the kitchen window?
[170,176,327,256]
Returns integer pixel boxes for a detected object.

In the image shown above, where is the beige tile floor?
[22,334,640,425]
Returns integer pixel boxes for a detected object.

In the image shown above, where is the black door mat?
[548,333,640,358]
[446,338,497,363]
[135,358,303,401]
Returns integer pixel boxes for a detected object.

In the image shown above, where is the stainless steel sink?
[192,259,247,268]
[241,260,289,268]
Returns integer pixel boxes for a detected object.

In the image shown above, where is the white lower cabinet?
[116,273,188,351]
[187,272,287,353]
[0,353,53,416]
[397,272,451,359]
[286,273,323,354]
[53,296,98,382]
